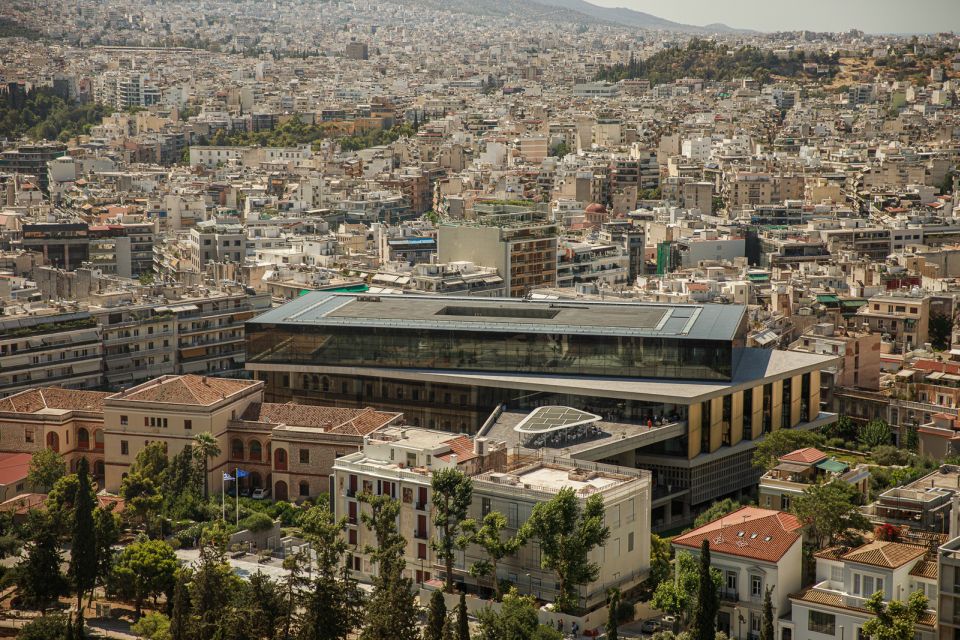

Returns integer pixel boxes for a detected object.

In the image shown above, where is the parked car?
[251,488,270,500]
[640,619,662,634]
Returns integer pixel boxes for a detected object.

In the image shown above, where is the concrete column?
[751,386,764,439]
[731,391,744,445]
[790,374,803,427]
[710,396,723,453]
[771,380,783,431]
[809,370,821,418]
[688,402,702,459]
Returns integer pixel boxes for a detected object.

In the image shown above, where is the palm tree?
[192,432,221,500]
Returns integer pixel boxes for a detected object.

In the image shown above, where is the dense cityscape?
[0,0,958,638]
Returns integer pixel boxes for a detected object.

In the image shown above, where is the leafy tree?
[752,429,824,469]
[693,499,742,528]
[131,611,172,640]
[358,492,420,640]
[457,592,470,640]
[70,457,97,632]
[243,571,286,640]
[120,470,163,535]
[16,510,68,611]
[861,590,928,640]
[823,414,858,441]
[110,538,178,617]
[431,468,473,593]
[192,433,221,500]
[92,505,120,603]
[761,586,774,640]
[476,588,563,640]
[27,447,65,491]
[461,511,527,601]
[46,472,94,535]
[16,613,71,640]
[162,445,202,520]
[523,487,610,614]
[691,540,719,640]
[296,505,363,640]
[426,589,447,640]
[646,534,672,589]
[929,312,952,350]
[859,419,892,449]
[190,526,239,640]
[652,552,712,630]
[791,480,870,547]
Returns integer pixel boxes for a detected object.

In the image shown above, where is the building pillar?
[63,244,69,269]
[790,374,803,427]
[710,396,723,453]
[751,386,764,439]
[809,370,821,418]
[771,380,783,432]
[731,391,744,446]
[687,402,702,459]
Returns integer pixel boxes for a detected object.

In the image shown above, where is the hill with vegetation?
[595,39,840,85]
[0,88,113,142]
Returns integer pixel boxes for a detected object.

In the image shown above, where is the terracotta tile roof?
[909,557,939,580]
[790,587,937,627]
[436,435,478,463]
[0,493,45,515]
[114,375,259,406]
[779,447,827,464]
[813,545,848,561]
[241,402,399,436]
[673,506,802,564]
[0,388,110,414]
[841,540,926,569]
[0,452,31,485]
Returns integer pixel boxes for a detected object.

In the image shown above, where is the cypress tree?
[70,458,96,631]
[692,539,718,640]
[761,586,775,640]
[426,589,447,640]
[457,592,469,640]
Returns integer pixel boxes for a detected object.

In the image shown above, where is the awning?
[815,459,848,474]
[774,461,810,473]
[752,330,778,346]
[896,369,916,379]
[816,294,840,304]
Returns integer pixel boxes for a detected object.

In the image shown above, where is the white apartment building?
[332,428,507,586]
[789,540,937,640]
[673,507,804,640]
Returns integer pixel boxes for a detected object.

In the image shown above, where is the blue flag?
[223,472,235,481]
[236,469,249,479]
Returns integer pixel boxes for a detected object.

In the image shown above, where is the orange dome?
[584,203,606,214]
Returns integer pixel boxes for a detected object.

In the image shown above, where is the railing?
[415,501,427,511]
[720,588,739,602]
[414,529,428,540]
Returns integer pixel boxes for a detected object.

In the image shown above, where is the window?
[184,420,192,430]
[418,543,427,560]
[121,440,129,455]
[299,449,309,464]
[628,532,634,552]
[24,429,33,443]
[299,481,309,497]
[507,502,519,528]
[406,452,417,467]
[751,575,762,597]
[830,565,843,582]
[348,529,357,545]
[808,610,835,635]
[481,497,491,517]
[120,415,128,425]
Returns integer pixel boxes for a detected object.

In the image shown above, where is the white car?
[251,488,270,500]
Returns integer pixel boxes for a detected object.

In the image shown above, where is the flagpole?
[221,471,225,521]
[236,467,240,528]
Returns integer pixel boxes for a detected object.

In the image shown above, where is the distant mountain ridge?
[524,0,741,32]
[382,0,744,33]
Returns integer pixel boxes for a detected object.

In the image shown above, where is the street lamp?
[525,572,532,598]
[735,607,743,640]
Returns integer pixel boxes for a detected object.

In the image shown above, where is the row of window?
[119,415,192,430]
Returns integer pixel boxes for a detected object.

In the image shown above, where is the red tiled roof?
[673,506,802,564]
[241,402,400,437]
[114,375,259,406]
[436,435,478,463]
[0,493,45,515]
[0,388,110,414]
[841,540,926,569]
[779,447,827,464]
[0,452,31,486]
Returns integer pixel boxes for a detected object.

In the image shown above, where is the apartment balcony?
[414,528,428,540]
[720,588,739,603]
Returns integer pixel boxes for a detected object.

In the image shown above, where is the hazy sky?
[586,0,960,34]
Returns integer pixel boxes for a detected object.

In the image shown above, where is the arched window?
[248,440,262,462]
[94,429,104,451]
[77,428,90,450]
[274,480,288,501]
[250,472,262,489]
[274,448,288,471]
[93,460,105,477]
[231,438,244,460]
[46,432,60,453]
[299,481,310,497]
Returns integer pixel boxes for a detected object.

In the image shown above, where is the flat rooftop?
[515,466,621,493]
[249,292,747,340]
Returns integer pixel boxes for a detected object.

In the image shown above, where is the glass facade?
[247,324,733,381]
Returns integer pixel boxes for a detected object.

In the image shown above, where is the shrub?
[239,512,274,533]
